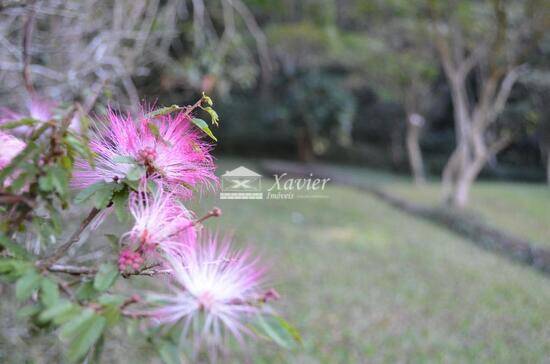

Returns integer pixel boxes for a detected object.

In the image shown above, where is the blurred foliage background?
[1,0,548,182]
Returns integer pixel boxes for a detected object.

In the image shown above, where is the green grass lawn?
[185,159,550,363]
[309,162,550,248]
[389,182,550,247]
[2,159,549,363]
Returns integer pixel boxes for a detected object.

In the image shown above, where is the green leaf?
[97,294,125,306]
[60,155,73,171]
[104,234,119,249]
[202,106,220,127]
[65,134,93,160]
[0,233,30,259]
[254,315,301,349]
[93,263,119,292]
[60,308,95,340]
[123,178,139,191]
[9,171,30,192]
[46,202,63,234]
[191,118,217,141]
[32,216,56,246]
[16,304,41,319]
[38,299,74,322]
[276,316,302,345]
[49,166,70,197]
[101,304,121,327]
[201,92,213,107]
[112,189,129,222]
[40,277,60,307]
[66,315,107,363]
[74,182,110,204]
[91,334,105,364]
[53,306,82,325]
[0,117,37,130]
[76,281,100,301]
[146,105,182,118]
[15,270,41,301]
[92,184,117,209]
[126,165,146,181]
[0,258,31,278]
[39,173,54,192]
[156,341,182,364]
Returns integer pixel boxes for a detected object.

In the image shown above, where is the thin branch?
[37,208,100,269]
[82,78,108,115]
[49,262,169,277]
[194,206,222,225]
[0,193,35,207]
[48,264,97,275]
[228,0,273,84]
[22,0,36,94]
[491,65,525,118]
[121,309,149,319]
[458,44,485,76]
[174,207,221,236]
[488,133,512,156]
[120,294,141,310]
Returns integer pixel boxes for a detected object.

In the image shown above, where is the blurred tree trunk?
[404,87,427,186]
[431,1,530,208]
[439,68,515,208]
[297,126,314,162]
[406,113,426,185]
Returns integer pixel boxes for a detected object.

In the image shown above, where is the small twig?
[194,206,222,225]
[174,207,222,235]
[48,264,97,275]
[120,294,141,310]
[0,193,35,208]
[58,280,76,300]
[22,0,36,94]
[49,262,168,277]
[122,263,170,278]
[37,208,100,269]
[121,309,149,319]
[183,97,204,117]
[82,79,108,115]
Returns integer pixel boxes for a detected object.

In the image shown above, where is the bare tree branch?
[21,0,35,94]
[37,208,100,269]
[491,65,526,118]
[228,0,273,84]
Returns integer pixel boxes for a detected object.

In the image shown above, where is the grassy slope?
[311,163,550,248]
[389,182,550,246]
[186,160,550,363]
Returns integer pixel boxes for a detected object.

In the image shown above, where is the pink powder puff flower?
[144,233,271,351]
[71,108,217,199]
[0,131,26,169]
[0,97,57,136]
[120,183,196,266]
[27,97,56,122]
[0,131,27,187]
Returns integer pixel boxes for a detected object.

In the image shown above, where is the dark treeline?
[136,0,549,186]
[3,0,544,197]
